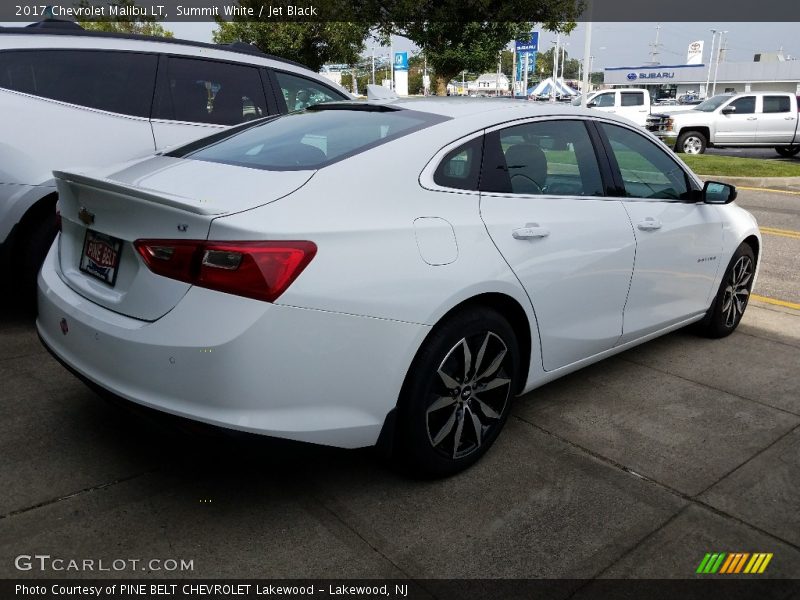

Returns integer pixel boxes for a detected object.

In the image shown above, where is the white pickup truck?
[647,91,800,156]
[571,88,654,126]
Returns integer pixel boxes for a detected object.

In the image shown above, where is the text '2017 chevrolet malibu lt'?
[38,99,761,476]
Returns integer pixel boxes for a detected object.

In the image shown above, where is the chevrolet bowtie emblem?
[78,206,95,225]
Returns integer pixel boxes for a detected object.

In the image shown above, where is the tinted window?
[433,137,483,190]
[481,120,604,196]
[728,96,755,114]
[601,123,691,200]
[621,92,644,107]
[173,108,446,171]
[593,93,615,107]
[763,95,790,113]
[274,71,346,112]
[153,57,267,125]
[0,50,156,117]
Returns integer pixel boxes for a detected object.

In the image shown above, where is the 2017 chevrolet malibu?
[37,99,761,476]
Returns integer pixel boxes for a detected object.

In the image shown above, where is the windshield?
[693,95,732,112]
[170,106,447,171]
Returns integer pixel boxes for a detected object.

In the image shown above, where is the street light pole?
[581,18,593,105]
[712,30,728,96]
[705,29,717,99]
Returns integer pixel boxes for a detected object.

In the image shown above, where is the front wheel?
[696,243,756,338]
[775,146,800,158]
[394,308,520,477]
[677,131,707,155]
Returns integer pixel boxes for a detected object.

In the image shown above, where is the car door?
[715,95,758,143]
[589,90,618,115]
[596,122,724,342]
[617,91,649,126]
[756,95,797,144]
[479,118,636,371]
[150,56,273,150]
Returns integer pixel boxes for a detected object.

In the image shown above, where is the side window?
[0,50,156,117]
[593,93,615,107]
[763,95,790,113]
[154,57,267,125]
[481,119,604,197]
[621,92,644,107]
[600,123,691,200]
[433,137,483,190]
[273,71,346,112]
[728,96,755,114]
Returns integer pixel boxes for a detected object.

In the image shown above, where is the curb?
[701,175,800,189]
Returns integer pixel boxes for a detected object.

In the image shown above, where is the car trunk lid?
[54,156,314,321]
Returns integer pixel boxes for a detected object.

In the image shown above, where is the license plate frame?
[79,229,123,287]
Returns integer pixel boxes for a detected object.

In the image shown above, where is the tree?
[213,19,371,73]
[376,0,580,95]
[77,0,173,37]
[536,47,581,79]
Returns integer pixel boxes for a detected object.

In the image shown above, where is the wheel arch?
[741,234,760,263]
[677,126,711,149]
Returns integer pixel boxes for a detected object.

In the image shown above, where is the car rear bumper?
[37,245,430,448]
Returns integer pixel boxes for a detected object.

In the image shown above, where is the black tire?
[14,207,58,307]
[676,130,707,155]
[696,243,756,338]
[394,307,520,478]
[775,146,800,158]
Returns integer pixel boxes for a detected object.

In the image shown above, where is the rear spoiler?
[53,170,227,216]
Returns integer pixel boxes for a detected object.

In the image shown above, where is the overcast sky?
[6,20,799,69]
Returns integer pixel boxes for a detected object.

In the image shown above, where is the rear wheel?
[696,243,756,338]
[775,146,800,158]
[677,131,707,155]
[395,308,519,477]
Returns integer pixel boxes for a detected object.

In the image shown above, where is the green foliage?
[535,46,581,79]
[214,18,371,73]
[77,0,173,37]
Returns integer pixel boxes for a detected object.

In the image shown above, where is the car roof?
[0,21,306,69]
[373,97,605,120]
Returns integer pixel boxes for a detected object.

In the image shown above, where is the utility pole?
[390,42,394,90]
[705,29,717,99]
[648,23,663,64]
[512,44,517,98]
[712,30,728,96]
[552,34,560,102]
[371,46,375,85]
[523,53,529,100]
[581,12,593,105]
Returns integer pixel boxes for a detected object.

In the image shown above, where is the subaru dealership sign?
[516,33,539,53]
[627,71,675,80]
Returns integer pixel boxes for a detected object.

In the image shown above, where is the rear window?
[171,107,447,171]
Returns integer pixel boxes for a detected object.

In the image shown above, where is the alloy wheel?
[426,332,512,459]
[721,255,753,328]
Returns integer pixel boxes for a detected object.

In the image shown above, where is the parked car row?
[0,21,351,296]
[3,23,762,476]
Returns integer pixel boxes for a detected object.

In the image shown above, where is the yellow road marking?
[760,226,800,240]
[739,186,800,195]
[751,294,800,310]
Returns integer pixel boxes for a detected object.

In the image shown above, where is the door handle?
[785,116,796,120]
[746,117,758,121]
[637,218,662,231]
[512,223,550,239]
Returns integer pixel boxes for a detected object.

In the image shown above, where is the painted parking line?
[751,294,800,311]
[760,226,800,240]
[738,186,800,196]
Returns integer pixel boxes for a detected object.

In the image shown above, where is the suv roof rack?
[0,22,307,69]
[25,19,84,30]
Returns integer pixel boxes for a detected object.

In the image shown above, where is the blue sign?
[516,32,539,53]
[627,73,638,81]
[628,71,675,80]
[394,52,408,72]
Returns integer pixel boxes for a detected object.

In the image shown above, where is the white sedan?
[38,99,761,476]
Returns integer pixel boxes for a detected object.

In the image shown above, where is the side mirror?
[587,101,597,108]
[721,105,736,114]
[703,181,737,204]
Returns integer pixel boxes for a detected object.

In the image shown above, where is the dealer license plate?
[79,230,122,286]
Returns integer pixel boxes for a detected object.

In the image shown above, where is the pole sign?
[394,52,408,72]
[515,32,539,53]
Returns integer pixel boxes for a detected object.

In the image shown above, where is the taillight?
[134,239,316,303]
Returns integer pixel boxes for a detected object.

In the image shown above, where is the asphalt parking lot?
[1,187,799,585]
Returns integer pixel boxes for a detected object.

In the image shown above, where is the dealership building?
[604,54,800,99]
